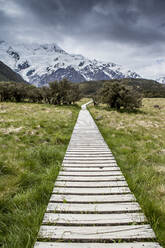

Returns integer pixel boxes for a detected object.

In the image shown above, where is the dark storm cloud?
[0,0,165,46]
[8,0,165,46]
[1,0,165,78]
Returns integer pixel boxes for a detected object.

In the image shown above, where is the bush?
[98,82,142,111]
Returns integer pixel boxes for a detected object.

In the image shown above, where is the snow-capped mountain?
[0,40,141,87]
[156,76,165,84]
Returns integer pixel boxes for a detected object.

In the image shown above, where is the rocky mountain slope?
[0,40,141,87]
[0,60,25,83]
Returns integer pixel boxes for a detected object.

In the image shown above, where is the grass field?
[89,98,165,247]
[0,102,79,248]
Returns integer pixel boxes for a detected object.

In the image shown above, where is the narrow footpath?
[34,102,162,248]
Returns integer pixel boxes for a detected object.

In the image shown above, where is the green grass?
[0,102,79,248]
[75,97,91,107]
[89,98,165,247]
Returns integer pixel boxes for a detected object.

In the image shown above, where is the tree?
[98,82,142,110]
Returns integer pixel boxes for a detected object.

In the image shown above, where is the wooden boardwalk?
[34,103,162,248]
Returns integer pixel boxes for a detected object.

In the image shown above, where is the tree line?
[0,79,81,105]
[79,78,165,98]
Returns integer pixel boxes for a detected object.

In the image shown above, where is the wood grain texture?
[53,187,131,195]
[50,194,136,203]
[42,212,146,225]
[38,225,155,240]
[46,202,141,213]
[59,171,122,176]
[57,176,125,181]
[55,181,128,187]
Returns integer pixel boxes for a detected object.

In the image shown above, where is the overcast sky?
[0,0,165,79]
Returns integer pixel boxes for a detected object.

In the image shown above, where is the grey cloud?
[0,0,165,78]
[1,0,165,45]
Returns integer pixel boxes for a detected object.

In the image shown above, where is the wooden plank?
[35,242,162,248]
[62,163,117,167]
[53,187,131,195]
[68,143,106,145]
[63,161,117,164]
[67,149,110,152]
[38,225,155,241]
[42,212,146,225]
[57,176,125,181]
[66,153,113,156]
[62,167,120,171]
[50,194,136,203]
[46,202,141,213]
[59,171,122,176]
[65,155,114,158]
[55,181,128,187]
[64,158,115,161]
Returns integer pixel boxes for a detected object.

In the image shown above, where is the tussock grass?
[0,102,79,248]
[89,98,165,247]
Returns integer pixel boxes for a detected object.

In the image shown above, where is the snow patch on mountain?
[0,40,141,86]
[157,76,165,84]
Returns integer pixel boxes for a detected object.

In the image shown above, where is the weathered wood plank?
[64,158,116,161]
[42,212,146,225]
[57,176,125,181]
[46,202,141,213]
[65,154,114,157]
[63,161,116,164]
[35,242,162,248]
[59,171,122,176]
[38,225,155,240]
[62,163,118,167]
[66,150,113,153]
[67,149,110,152]
[53,187,131,195]
[55,181,128,187]
[62,167,120,171]
[50,194,136,203]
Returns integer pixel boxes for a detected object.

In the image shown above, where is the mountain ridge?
[0,40,141,86]
[0,60,25,83]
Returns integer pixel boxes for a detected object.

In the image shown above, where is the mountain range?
[0,40,143,87]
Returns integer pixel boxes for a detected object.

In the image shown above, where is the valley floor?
[0,102,79,248]
[89,98,165,247]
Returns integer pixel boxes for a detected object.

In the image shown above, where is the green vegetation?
[79,78,165,98]
[94,82,142,111]
[0,102,79,247]
[89,98,165,247]
[0,79,81,104]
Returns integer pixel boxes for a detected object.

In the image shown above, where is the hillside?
[0,60,25,83]
[79,78,165,97]
[0,40,140,86]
